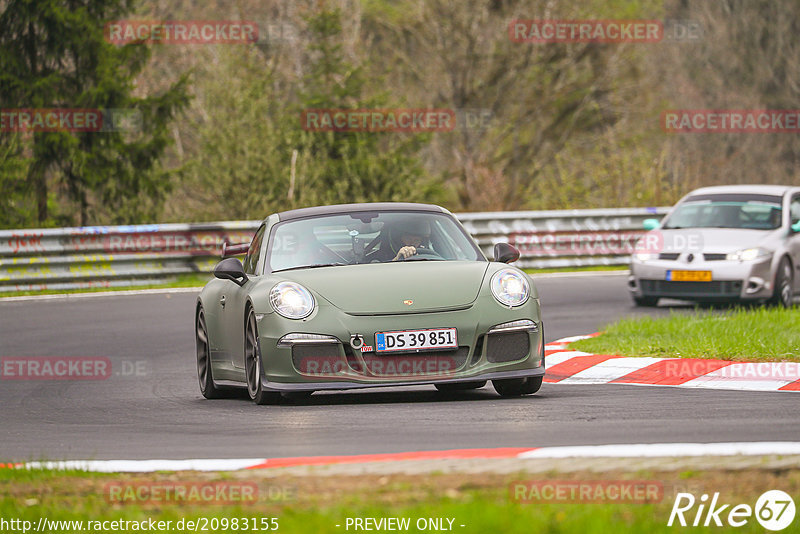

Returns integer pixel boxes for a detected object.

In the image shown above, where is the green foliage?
[179,6,441,221]
[0,134,34,229]
[0,0,189,227]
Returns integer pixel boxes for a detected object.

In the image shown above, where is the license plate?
[667,270,712,282]
[375,328,458,353]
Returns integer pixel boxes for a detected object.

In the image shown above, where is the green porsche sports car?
[195,203,545,404]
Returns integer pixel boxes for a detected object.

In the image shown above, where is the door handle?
[219,295,226,308]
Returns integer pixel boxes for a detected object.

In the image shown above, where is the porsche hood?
[280,261,490,314]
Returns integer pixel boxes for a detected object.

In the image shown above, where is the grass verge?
[0,274,211,298]
[1,467,798,533]
[571,307,800,361]
[524,265,628,275]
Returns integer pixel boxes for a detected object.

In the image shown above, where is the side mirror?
[493,242,520,264]
[792,221,800,233]
[642,218,660,231]
[213,257,248,286]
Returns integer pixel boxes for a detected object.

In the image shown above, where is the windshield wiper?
[273,262,346,272]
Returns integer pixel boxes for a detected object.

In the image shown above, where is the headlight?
[725,248,772,262]
[634,252,655,262]
[490,269,529,307]
[269,282,315,319]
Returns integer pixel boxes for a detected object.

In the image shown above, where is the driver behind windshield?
[370,219,432,262]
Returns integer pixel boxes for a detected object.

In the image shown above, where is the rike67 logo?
[668,490,796,531]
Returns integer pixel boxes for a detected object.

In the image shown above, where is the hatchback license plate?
[667,270,712,282]
[375,328,457,353]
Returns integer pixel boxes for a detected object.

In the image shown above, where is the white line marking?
[518,442,800,459]
[0,287,204,302]
[530,271,629,279]
[550,334,595,344]
[559,357,664,384]
[545,350,593,367]
[680,362,800,391]
[22,458,264,472]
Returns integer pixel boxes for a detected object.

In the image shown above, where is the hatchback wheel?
[769,257,794,308]
[633,296,659,307]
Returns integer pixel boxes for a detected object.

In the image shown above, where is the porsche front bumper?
[255,296,544,391]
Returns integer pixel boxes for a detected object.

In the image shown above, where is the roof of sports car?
[687,184,797,196]
[276,202,447,221]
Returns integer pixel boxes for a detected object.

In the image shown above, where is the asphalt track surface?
[1,272,799,461]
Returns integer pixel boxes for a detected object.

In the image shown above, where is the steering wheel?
[398,249,444,261]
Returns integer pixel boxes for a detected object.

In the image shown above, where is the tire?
[633,296,659,307]
[434,381,486,392]
[196,306,227,399]
[245,307,281,405]
[768,257,794,308]
[492,376,543,397]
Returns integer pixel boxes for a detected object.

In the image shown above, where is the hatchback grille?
[640,279,742,298]
[658,253,680,260]
[703,253,727,261]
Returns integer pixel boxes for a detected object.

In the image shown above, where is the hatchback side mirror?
[792,221,800,233]
[493,242,520,264]
[643,218,660,231]
[213,257,248,286]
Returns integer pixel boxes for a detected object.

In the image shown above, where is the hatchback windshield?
[662,194,783,230]
[268,211,485,272]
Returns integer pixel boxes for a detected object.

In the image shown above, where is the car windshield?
[662,194,783,230]
[267,211,485,272]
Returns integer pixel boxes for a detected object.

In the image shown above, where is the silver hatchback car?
[629,185,800,307]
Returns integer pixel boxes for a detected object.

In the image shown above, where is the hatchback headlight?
[269,282,315,319]
[490,269,530,307]
[725,248,772,262]
[634,252,656,262]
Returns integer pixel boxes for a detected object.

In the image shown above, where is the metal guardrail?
[0,207,669,292]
